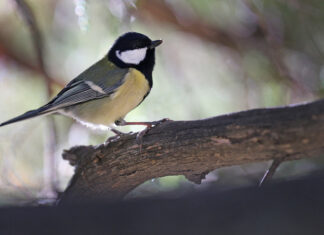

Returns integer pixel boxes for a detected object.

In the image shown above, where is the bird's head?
[108,32,162,70]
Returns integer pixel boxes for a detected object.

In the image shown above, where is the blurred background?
[0,0,323,205]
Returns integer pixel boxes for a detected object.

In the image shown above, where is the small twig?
[134,0,239,49]
[243,0,312,96]
[0,43,65,87]
[14,0,58,197]
[14,0,47,84]
[259,158,283,187]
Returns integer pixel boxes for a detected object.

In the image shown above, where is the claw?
[105,128,133,145]
[149,118,171,126]
[105,135,121,145]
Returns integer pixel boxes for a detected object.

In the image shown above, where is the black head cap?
[110,32,152,52]
[108,32,162,87]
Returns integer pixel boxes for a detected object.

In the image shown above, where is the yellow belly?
[67,69,150,126]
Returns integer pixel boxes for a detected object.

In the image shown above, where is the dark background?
[1,174,324,234]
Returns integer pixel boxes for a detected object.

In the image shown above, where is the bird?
[0,32,166,143]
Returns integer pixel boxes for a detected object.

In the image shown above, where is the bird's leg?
[115,118,172,151]
[115,118,171,127]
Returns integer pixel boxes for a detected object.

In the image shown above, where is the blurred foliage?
[0,0,323,205]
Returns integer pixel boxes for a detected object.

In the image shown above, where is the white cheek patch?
[116,47,147,65]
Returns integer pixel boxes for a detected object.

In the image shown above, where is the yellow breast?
[69,68,150,126]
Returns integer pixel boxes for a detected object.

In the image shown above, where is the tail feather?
[0,106,53,127]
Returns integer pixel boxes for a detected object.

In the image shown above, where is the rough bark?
[60,99,324,203]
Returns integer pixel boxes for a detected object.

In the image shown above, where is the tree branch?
[60,99,324,204]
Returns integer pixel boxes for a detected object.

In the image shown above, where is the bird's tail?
[0,106,53,127]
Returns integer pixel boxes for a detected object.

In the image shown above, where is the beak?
[149,40,163,49]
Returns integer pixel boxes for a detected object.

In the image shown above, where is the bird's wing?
[0,58,129,127]
[44,58,129,112]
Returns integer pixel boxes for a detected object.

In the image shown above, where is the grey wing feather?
[48,80,123,110]
[45,79,125,113]
[41,61,129,113]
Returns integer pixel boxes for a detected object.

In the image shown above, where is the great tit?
[0,32,163,138]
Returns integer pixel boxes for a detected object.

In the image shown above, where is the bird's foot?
[113,118,172,152]
[148,118,172,126]
[105,128,133,145]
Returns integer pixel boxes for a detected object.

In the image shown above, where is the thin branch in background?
[134,0,240,49]
[13,0,50,91]
[0,44,65,87]
[242,0,313,97]
[14,0,58,198]
[136,0,317,99]
[258,158,283,187]
[289,0,324,62]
